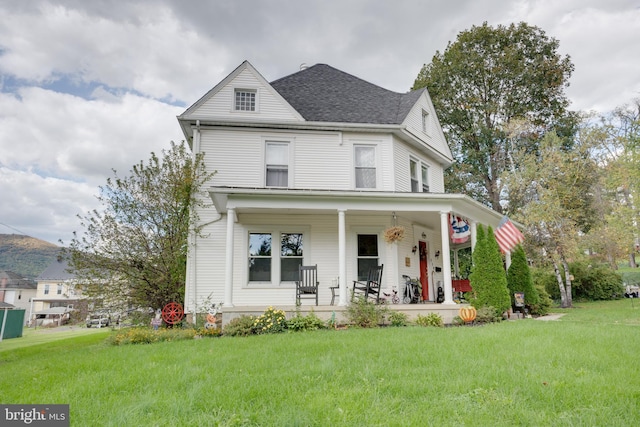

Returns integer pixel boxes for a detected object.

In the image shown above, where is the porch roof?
[209,187,504,230]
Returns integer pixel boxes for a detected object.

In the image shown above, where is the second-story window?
[234,89,256,111]
[265,142,289,187]
[410,159,419,192]
[421,164,430,192]
[410,158,430,193]
[355,145,376,189]
[57,284,63,295]
[44,285,50,295]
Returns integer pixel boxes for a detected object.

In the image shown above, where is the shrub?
[253,306,287,334]
[529,282,553,316]
[537,262,624,302]
[287,311,326,332]
[468,225,511,315]
[507,245,539,308]
[451,315,465,326]
[416,313,443,327]
[108,327,196,345]
[388,311,408,327]
[223,315,256,337]
[195,326,222,337]
[345,296,388,328]
[474,306,500,324]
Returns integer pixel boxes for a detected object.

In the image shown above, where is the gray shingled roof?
[270,64,424,124]
[0,270,36,289]
[36,258,75,281]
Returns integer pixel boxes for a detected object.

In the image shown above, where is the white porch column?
[338,209,348,306]
[439,211,455,304]
[470,219,477,252]
[224,208,235,307]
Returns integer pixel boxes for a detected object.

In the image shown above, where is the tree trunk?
[561,257,573,308]
[630,252,637,268]
[553,261,569,308]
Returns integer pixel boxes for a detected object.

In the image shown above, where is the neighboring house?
[32,258,81,326]
[0,270,37,317]
[177,61,505,320]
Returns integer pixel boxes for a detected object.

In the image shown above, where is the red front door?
[419,241,429,301]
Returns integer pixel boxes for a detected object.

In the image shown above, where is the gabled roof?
[0,270,36,289]
[270,64,425,124]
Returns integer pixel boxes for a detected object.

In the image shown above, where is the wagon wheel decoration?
[161,302,184,325]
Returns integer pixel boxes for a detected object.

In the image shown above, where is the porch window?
[266,142,289,187]
[249,233,272,282]
[235,89,256,111]
[357,234,379,280]
[354,145,376,189]
[44,284,50,295]
[280,233,303,282]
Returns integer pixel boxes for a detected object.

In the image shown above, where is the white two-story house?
[177,61,503,321]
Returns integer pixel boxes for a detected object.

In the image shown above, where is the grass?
[1,301,640,426]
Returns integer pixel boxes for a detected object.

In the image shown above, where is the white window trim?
[352,143,379,190]
[421,109,430,135]
[262,137,294,188]
[244,226,311,288]
[350,227,384,281]
[409,156,431,193]
[232,87,259,113]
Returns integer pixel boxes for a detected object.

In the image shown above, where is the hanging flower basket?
[384,226,405,244]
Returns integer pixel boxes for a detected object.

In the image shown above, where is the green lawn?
[1,301,639,426]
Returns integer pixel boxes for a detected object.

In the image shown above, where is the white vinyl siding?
[188,66,302,122]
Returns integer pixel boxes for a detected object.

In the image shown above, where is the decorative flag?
[449,214,470,244]
[494,216,524,253]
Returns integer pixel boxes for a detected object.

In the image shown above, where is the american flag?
[494,216,524,253]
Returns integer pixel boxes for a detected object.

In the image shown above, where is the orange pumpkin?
[459,306,477,323]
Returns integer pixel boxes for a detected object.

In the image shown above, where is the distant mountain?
[0,234,62,279]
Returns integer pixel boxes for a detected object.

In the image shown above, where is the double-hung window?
[249,231,305,284]
[280,233,304,282]
[249,233,272,282]
[44,285,50,295]
[357,234,379,281]
[57,284,63,295]
[234,89,256,111]
[354,145,376,189]
[410,158,430,193]
[266,142,289,187]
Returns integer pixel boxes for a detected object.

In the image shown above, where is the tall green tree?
[413,22,576,212]
[507,245,539,308]
[65,141,214,311]
[586,100,640,268]
[468,224,511,315]
[505,132,599,307]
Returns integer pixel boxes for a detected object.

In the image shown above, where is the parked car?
[86,313,111,328]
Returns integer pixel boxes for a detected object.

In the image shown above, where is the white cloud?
[1,0,639,245]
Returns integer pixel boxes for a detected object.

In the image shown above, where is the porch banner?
[449,214,470,244]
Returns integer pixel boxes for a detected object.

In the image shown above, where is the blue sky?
[1,0,639,245]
